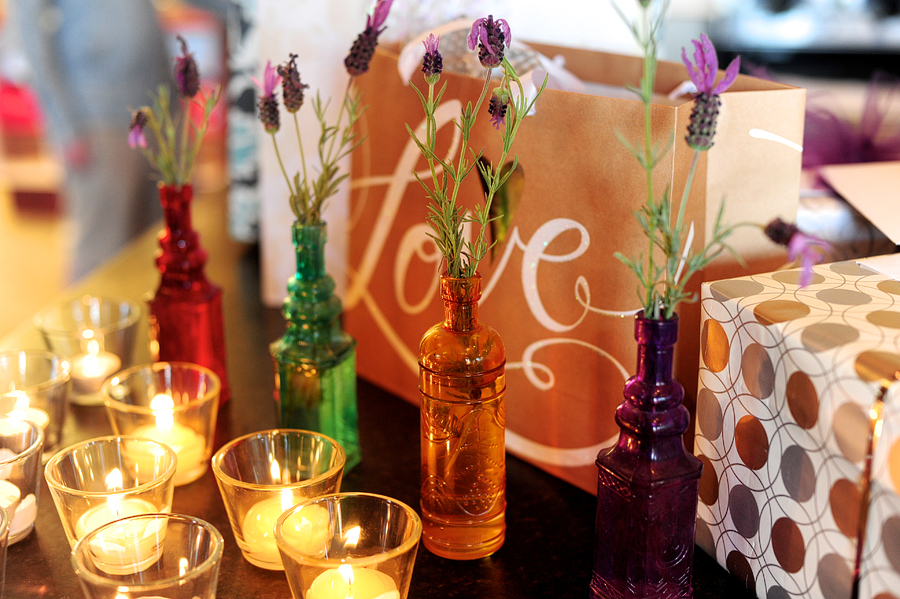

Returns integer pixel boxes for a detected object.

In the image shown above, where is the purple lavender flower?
[344,0,394,77]
[421,34,443,83]
[277,54,309,113]
[252,61,282,134]
[488,88,509,129]
[128,109,148,149]
[174,35,200,98]
[467,15,511,69]
[681,34,740,151]
[764,218,832,286]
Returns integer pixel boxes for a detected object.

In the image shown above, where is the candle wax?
[70,351,121,396]
[0,479,20,523]
[242,499,329,567]
[10,407,49,431]
[307,567,400,599]
[75,497,158,539]
[1,391,49,431]
[82,507,167,575]
[131,422,205,485]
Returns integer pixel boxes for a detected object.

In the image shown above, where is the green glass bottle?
[270,221,360,470]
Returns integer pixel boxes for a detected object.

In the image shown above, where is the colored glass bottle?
[590,313,702,599]
[419,274,506,560]
[148,184,230,406]
[270,222,360,470]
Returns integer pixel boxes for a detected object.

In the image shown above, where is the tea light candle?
[74,469,157,540]
[1,391,49,431]
[243,492,329,564]
[131,394,205,484]
[0,473,36,538]
[84,513,166,575]
[70,341,121,395]
[307,565,400,599]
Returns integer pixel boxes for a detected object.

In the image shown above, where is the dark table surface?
[0,193,755,598]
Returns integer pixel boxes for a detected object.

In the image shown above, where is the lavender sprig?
[128,35,221,186]
[763,218,832,286]
[612,1,741,320]
[255,0,390,224]
[408,20,546,279]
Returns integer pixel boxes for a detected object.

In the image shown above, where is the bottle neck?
[156,184,208,288]
[293,222,327,282]
[441,275,481,332]
[159,184,194,235]
[632,314,679,406]
[613,313,689,457]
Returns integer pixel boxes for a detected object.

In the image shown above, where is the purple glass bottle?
[590,313,701,599]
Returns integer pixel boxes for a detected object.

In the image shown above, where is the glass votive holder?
[276,493,422,599]
[0,418,43,544]
[102,362,219,486]
[0,348,70,455]
[72,513,224,598]
[44,435,177,548]
[211,429,346,570]
[33,295,140,405]
[0,505,9,596]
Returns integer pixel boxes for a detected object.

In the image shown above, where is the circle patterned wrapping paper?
[696,260,900,599]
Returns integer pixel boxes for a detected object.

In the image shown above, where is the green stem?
[675,149,700,244]
[293,113,309,191]
[325,79,353,168]
[178,98,191,184]
[640,6,657,316]
[270,132,296,212]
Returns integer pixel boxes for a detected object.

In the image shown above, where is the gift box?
[695,258,900,599]
[346,41,805,493]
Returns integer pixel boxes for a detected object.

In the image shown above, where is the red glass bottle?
[147,184,230,406]
[590,313,701,598]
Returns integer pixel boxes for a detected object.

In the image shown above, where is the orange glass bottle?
[419,274,506,560]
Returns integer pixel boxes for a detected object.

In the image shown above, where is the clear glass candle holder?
[72,513,224,598]
[0,418,44,544]
[44,435,177,548]
[0,505,9,596]
[33,295,140,405]
[211,429,346,571]
[34,295,141,405]
[0,349,70,455]
[102,362,219,486]
[275,493,422,599]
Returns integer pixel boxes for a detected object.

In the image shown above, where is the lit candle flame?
[270,459,281,484]
[344,526,361,549]
[11,391,28,411]
[150,393,175,433]
[106,468,123,517]
[280,488,294,512]
[179,557,189,577]
[339,564,355,586]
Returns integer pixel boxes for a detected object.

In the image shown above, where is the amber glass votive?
[212,429,346,570]
[275,493,422,599]
[44,436,176,548]
[72,513,223,597]
[102,361,219,486]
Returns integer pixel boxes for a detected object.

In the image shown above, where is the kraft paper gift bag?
[345,42,805,493]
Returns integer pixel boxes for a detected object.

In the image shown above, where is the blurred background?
[0,0,897,335]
